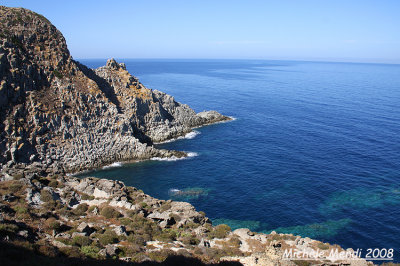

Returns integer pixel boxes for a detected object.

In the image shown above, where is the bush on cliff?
[97,229,118,245]
[73,203,88,216]
[44,217,61,232]
[72,235,92,247]
[100,206,121,219]
[80,245,101,259]
[40,190,53,202]
[208,224,231,239]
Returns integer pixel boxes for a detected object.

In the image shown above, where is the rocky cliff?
[0,6,230,176]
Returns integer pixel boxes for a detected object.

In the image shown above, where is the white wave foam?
[214,116,237,124]
[184,130,200,139]
[156,130,201,144]
[102,162,123,169]
[150,152,198,162]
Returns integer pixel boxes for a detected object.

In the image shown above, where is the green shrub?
[293,260,311,266]
[60,246,84,258]
[127,233,146,245]
[160,202,171,212]
[228,236,242,248]
[181,235,200,246]
[72,235,92,247]
[169,213,181,222]
[182,222,199,229]
[53,70,63,79]
[317,242,330,250]
[0,223,19,234]
[119,217,132,226]
[155,229,177,242]
[100,206,121,219]
[147,249,176,262]
[80,193,95,200]
[40,190,53,202]
[44,217,61,231]
[208,224,231,239]
[121,244,142,257]
[55,237,72,246]
[73,203,89,216]
[42,200,58,211]
[14,205,28,214]
[88,205,97,213]
[48,180,58,188]
[80,246,100,259]
[9,182,23,193]
[37,244,58,257]
[12,173,24,180]
[129,215,161,238]
[97,229,118,246]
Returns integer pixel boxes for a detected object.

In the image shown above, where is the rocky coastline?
[0,7,230,176]
[0,6,372,266]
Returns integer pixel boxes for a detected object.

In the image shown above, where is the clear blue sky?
[2,0,399,63]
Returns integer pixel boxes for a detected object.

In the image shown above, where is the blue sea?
[79,59,400,260]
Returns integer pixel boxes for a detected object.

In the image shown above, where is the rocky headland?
[0,6,372,266]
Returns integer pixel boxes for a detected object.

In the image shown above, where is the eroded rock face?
[0,6,231,176]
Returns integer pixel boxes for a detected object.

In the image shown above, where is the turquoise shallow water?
[79,59,400,260]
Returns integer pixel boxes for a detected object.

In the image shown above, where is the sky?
[1,0,400,63]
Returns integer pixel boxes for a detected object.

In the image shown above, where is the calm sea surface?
[79,59,400,259]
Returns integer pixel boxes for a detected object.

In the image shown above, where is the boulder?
[113,225,127,236]
[77,222,95,235]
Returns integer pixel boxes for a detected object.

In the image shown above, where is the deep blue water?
[79,59,400,260]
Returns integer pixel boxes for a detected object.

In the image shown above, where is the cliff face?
[0,6,230,175]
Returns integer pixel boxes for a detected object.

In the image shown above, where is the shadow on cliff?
[75,61,122,114]
[74,61,153,145]
[0,241,243,266]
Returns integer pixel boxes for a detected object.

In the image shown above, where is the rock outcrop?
[0,6,230,176]
[0,173,371,265]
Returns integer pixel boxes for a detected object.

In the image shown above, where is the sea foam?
[102,162,123,169]
[150,152,198,161]
[157,130,201,144]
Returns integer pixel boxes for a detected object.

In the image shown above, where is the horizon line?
[74,57,400,66]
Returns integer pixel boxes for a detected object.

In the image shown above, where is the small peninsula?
[0,6,370,266]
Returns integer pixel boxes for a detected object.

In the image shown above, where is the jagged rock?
[199,238,211,248]
[91,206,99,215]
[26,188,41,205]
[104,244,120,257]
[2,193,17,202]
[72,232,87,238]
[233,228,253,240]
[77,222,95,235]
[112,225,127,236]
[17,230,29,238]
[51,240,69,249]
[55,233,71,239]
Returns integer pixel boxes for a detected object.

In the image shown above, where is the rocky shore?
[0,6,372,266]
[0,173,371,266]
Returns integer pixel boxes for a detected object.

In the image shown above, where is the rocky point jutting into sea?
[0,6,371,266]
